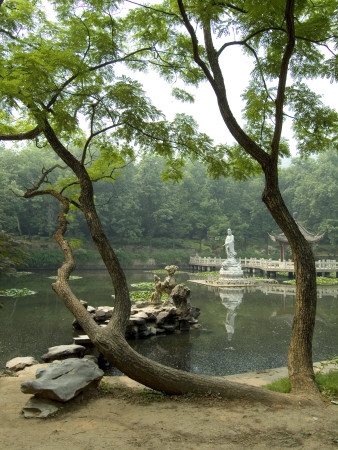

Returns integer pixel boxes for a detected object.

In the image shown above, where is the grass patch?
[193,271,220,278]
[315,371,338,401]
[265,377,291,393]
[99,381,166,404]
[265,371,338,400]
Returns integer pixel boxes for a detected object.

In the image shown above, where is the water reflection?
[219,288,243,343]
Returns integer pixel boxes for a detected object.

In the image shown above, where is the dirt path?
[1,365,337,450]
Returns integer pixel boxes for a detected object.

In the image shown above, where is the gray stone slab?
[6,357,39,373]
[21,358,104,402]
[22,397,61,418]
[41,344,86,362]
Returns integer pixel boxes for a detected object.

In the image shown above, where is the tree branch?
[176,0,215,87]
[271,0,295,162]
[24,187,100,333]
[124,0,180,18]
[46,47,155,110]
[81,116,123,165]
[202,21,270,167]
[41,119,131,331]
[217,27,285,57]
[211,1,248,14]
[0,126,41,141]
[25,164,66,195]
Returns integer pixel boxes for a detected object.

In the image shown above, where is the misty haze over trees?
[1,147,337,260]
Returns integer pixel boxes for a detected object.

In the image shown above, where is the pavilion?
[269,214,325,261]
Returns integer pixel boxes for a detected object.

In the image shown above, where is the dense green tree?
[280,151,338,254]
[0,229,27,276]
[0,145,336,255]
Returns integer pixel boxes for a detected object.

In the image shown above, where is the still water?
[0,270,337,375]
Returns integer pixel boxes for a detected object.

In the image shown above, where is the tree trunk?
[262,170,319,395]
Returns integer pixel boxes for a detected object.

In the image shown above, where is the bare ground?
[1,365,338,450]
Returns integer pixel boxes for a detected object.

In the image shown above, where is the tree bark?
[262,168,319,395]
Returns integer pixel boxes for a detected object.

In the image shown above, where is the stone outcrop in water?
[73,297,200,341]
[73,271,200,342]
[150,265,178,303]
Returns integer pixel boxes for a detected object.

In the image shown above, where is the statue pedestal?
[219,257,246,285]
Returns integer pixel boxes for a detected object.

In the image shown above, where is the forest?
[0,145,337,267]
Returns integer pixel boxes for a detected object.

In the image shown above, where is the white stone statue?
[223,228,236,258]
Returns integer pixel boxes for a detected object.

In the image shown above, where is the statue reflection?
[219,288,244,343]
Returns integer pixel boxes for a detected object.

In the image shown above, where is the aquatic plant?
[0,288,37,297]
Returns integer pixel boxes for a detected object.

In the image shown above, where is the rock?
[94,306,114,322]
[82,354,98,364]
[21,358,104,402]
[138,328,153,338]
[125,324,139,338]
[189,306,201,320]
[6,356,39,373]
[161,324,177,333]
[129,311,148,325]
[22,397,61,418]
[156,308,177,327]
[80,300,88,309]
[73,335,91,345]
[170,284,191,312]
[179,319,191,331]
[134,301,151,308]
[94,311,108,322]
[41,344,86,362]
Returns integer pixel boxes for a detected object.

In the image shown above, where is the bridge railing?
[190,256,338,271]
[189,256,223,266]
[316,259,338,270]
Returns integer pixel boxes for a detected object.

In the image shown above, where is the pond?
[0,270,337,375]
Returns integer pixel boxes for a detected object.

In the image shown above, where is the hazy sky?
[121,1,337,155]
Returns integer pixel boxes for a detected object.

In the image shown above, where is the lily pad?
[130,282,154,290]
[0,288,37,297]
[130,291,151,303]
[48,275,83,280]
[283,276,338,286]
